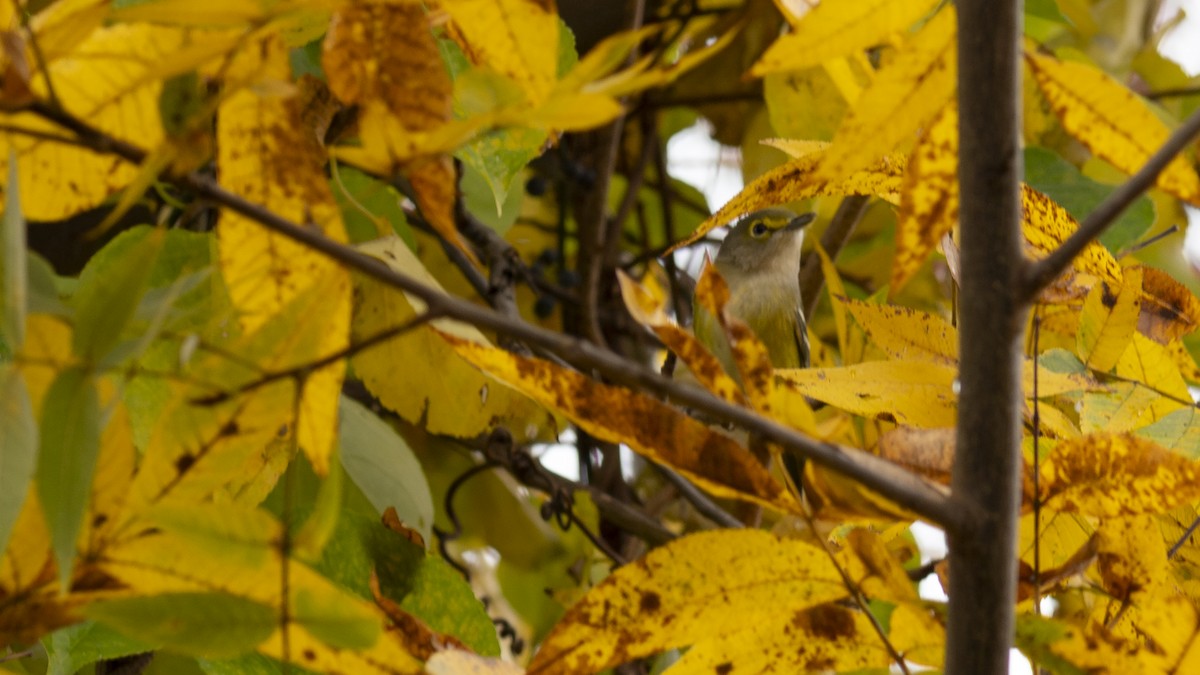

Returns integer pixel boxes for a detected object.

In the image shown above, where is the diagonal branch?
[1020,104,1200,301]
[20,98,967,533]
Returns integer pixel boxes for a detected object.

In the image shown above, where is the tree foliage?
[2,0,1200,673]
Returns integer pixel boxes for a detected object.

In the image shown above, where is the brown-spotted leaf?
[1115,332,1191,402]
[670,603,891,673]
[441,334,798,513]
[693,263,777,413]
[1138,266,1200,343]
[1077,266,1142,373]
[752,0,941,74]
[1015,614,1145,674]
[893,102,957,292]
[526,530,850,674]
[1040,432,1200,517]
[1095,515,1168,602]
[671,150,905,252]
[1021,185,1124,300]
[1025,47,1200,205]
[616,271,744,406]
[216,35,351,471]
[815,5,956,182]
[843,298,957,366]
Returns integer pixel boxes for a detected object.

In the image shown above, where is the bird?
[693,207,814,377]
[691,207,815,500]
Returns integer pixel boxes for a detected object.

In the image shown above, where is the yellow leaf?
[1079,383,1175,434]
[0,24,178,219]
[814,243,850,357]
[441,0,558,105]
[217,34,350,331]
[1166,339,1200,384]
[15,314,76,413]
[122,282,347,524]
[519,91,623,130]
[815,6,956,182]
[526,530,852,674]
[441,333,798,513]
[671,149,904,252]
[1025,47,1200,205]
[1115,332,1191,402]
[776,361,957,427]
[844,297,957,366]
[81,402,136,555]
[1016,614,1145,674]
[351,236,554,440]
[693,263,776,411]
[216,35,350,471]
[1077,266,1142,372]
[1094,515,1168,601]
[762,137,829,159]
[1040,432,1200,517]
[111,0,285,26]
[893,103,957,292]
[1136,407,1200,458]
[616,271,744,406]
[1021,185,1124,298]
[672,604,891,673]
[753,0,941,74]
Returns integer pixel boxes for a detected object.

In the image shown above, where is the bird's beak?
[785,212,817,231]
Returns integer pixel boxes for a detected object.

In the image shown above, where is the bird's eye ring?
[751,222,768,237]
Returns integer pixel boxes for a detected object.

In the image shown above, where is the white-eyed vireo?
[693,208,815,377]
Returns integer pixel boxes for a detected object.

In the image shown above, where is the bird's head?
[715,208,815,274]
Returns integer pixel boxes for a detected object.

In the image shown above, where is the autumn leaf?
[442,333,799,513]
[893,103,957,292]
[1025,46,1200,205]
[441,0,559,106]
[671,149,905,251]
[526,530,853,674]
[776,361,957,427]
[843,297,957,366]
[216,34,350,471]
[1040,432,1200,517]
[814,5,957,182]
[350,236,554,440]
[1077,266,1142,373]
[752,0,941,74]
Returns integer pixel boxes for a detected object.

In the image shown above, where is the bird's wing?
[793,308,810,369]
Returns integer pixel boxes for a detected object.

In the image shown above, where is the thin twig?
[191,311,440,405]
[1021,105,1200,301]
[654,464,742,528]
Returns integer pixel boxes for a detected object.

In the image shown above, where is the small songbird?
[693,208,815,377]
[692,208,814,499]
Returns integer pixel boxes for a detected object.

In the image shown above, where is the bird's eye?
[751,222,768,237]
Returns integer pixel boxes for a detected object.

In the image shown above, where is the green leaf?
[200,652,294,675]
[72,226,166,365]
[36,365,101,588]
[3,150,26,349]
[1024,147,1155,255]
[461,159,524,233]
[44,621,153,675]
[399,555,500,657]
[85,593,276,659]
[291,586,380,651]
[159,71,206,136]
[329,164,413,246]
[27,252,69,317]
[294,446,344,562]
[0,365,37,553]
[339,396,434,543]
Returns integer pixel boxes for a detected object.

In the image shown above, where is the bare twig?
[653,464,742,528]
[1021,104,1200,301]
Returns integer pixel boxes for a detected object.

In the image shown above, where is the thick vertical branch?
[946,2,1027,674]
